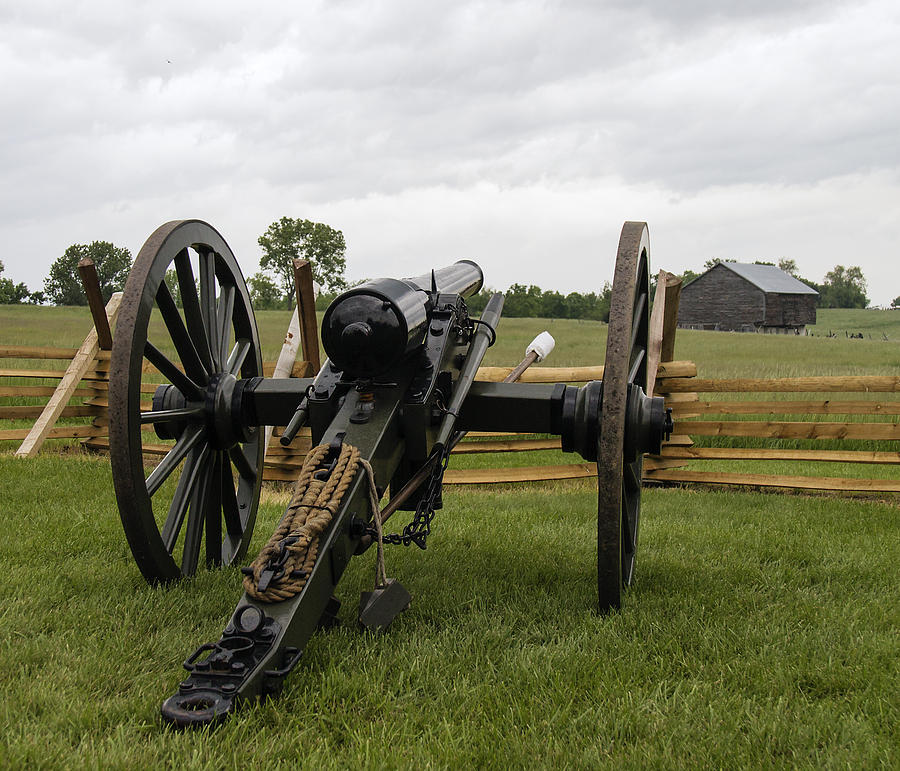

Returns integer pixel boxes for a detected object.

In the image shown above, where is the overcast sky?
[2,0,898,305]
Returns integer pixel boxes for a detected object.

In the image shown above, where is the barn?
[677,262,819,334]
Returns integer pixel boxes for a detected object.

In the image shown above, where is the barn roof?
[718,262,819,295]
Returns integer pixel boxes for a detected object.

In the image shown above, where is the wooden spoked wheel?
[596,221,651,611]
[109,220,263,584]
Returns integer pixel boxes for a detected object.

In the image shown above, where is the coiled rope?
[243,442,363,603]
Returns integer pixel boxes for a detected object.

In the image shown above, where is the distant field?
[810,307,900,339]
[2,303,899,373]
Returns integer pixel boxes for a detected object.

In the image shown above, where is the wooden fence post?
[660,273,682,363]
[646,270,668,397]
[263,308,303,456]
[292,259,320,373]
[15,292,122,457]
[77,258,113,350]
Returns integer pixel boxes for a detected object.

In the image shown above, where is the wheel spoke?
[174,248,214,374]
[629,290,648,353]
[144,341,204,401]
[205,453,223,567]
[620,494,631,551]
[140,405,204,424]
[155,281,209,384]
[216,284,235,369]
[145,424,205,496]
[622,480,640,558]
[182,452,213,575]
[229,444,257,482]
[627,346,645,386]
[221,455,243,539]
[624,461,641,493]
[161,446,208,552]
[226,339,251,376]
[199,249,220,370]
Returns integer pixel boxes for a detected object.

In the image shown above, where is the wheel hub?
[206,373,257,449]
[558,380,672,463]
[152,375,257,449]
[623,385,673,462]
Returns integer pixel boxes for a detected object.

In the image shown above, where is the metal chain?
[381,447,451,549]
[379,304,479,549]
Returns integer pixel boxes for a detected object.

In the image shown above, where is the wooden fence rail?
[662,375,900,393]
[645,366,900,493]
[0,346,311,441]
[6,341,897,493]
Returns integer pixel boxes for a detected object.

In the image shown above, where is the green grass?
[810,308,900,339]
[0,454,896,768]
[1,305,898,765]
[2,303,897,374]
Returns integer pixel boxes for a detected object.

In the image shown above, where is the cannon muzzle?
[321,260,483,377]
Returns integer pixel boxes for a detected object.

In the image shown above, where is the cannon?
[107,219,672,727]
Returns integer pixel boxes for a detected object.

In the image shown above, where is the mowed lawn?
[0,303,898,767]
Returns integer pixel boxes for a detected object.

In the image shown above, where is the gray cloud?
[1,0,897,304]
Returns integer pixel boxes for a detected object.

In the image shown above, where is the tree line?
[2,225,889,313]
[464,283,613,320]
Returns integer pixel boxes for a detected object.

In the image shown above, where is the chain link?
[381,447,451,549]
[379,306,477,549]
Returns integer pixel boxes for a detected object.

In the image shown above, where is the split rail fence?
[645,369,900,493]
[3,265,897,493]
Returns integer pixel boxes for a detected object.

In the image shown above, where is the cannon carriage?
[107,219,671,726]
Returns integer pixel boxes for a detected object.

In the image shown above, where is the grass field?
[2,304,899,371]
[0,455,896,768]
[1,304,898,767]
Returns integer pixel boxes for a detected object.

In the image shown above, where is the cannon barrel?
[403,259,484,297]
[321,260,484,377]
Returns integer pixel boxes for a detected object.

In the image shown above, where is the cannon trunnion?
[107,219,671,727]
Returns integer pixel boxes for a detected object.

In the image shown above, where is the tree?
[892,296,900,310]
[680,268,700,286]
[44,241,132,305]
[540,290,567,319]
[0,260,33,304]
[163,269,181,307]
[503,284,543,317]
[257,217,347,303]
[777,258,799,276]
[817,265,868,309]
[704,258,735,270]
[248,272,285,310]
[464,289,492,315]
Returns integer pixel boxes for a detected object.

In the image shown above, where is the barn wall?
[677,265,764,330]
[764,293,817,327]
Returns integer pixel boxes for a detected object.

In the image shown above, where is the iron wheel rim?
[109,220,263,584]
[596,221,650,611]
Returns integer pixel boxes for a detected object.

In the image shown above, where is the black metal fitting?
[623,387,670,460]
[559,381,604,461]
[151,384,188,440]
[558,381,674,462]
[313,432,345,481]
[161,606,283,728]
